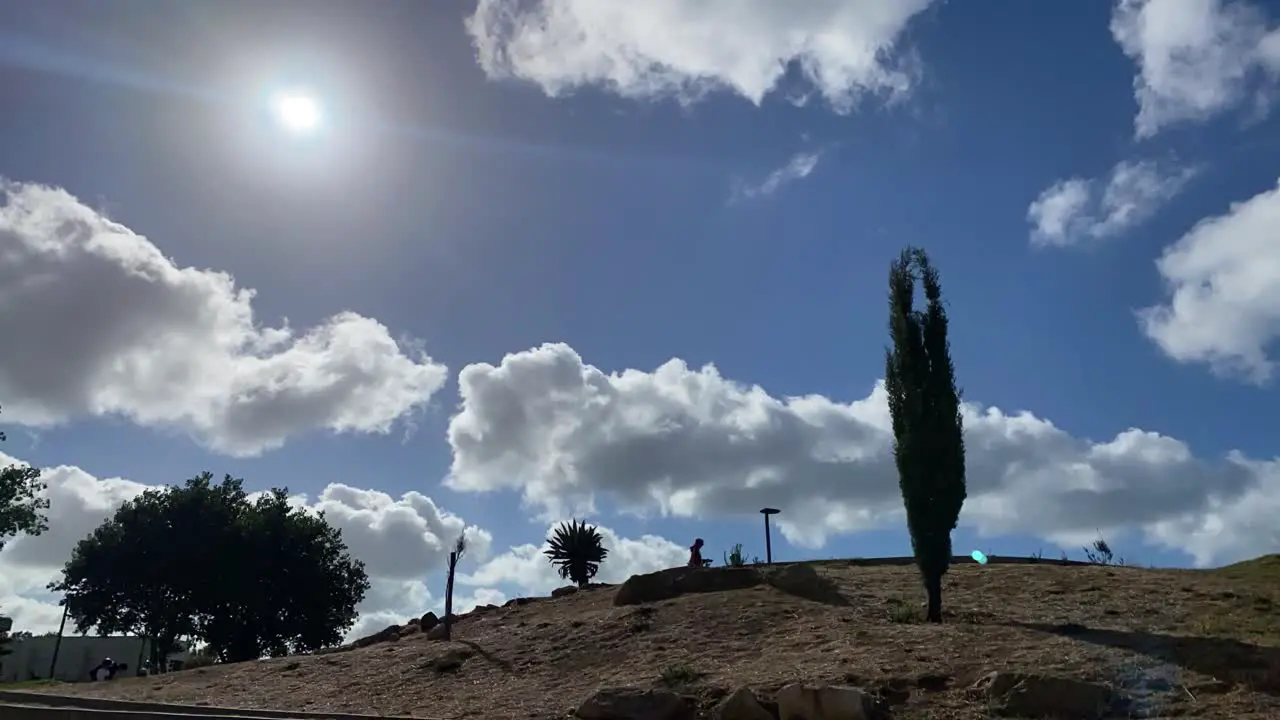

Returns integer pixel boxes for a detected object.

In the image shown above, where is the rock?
[764,564,846,605]
[576,688,694,720]
[353,623,401,648]
[426,622,449,641]
[552,585,580,598]
[972,672,1112,719]
[398,623,420,638]
[613,566,765,606]
[419,611,439,631]
[504,597,534,607]
[714,686,774,720]
[427,647,473,673]
[474,603,500,613]
[776,683,875,720]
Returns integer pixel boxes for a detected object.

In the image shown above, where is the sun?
[271,92,322,134]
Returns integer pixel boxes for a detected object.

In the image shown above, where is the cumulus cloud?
[1111,0,1280,138]
[462,522,686,596]
[0,181,448,457]
[0,452,491,639]
[447,343,1279,566]
[1028,160,1198,247]
[1138,179,1280,383]
[464,0,935,112]
[731,152,823,203]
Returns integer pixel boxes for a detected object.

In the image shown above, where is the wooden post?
[47,601,69,679]
[442,551,457,641]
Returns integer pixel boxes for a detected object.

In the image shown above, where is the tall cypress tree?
[884,247,966,623]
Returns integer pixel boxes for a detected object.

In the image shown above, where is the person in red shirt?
[688,538,708,567]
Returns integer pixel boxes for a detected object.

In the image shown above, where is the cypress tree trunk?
[923,571,942,623]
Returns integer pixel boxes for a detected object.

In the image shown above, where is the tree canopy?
[0,406,50,553]
[51,473,370,664]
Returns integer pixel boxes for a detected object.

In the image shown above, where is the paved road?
[0,692,411,720]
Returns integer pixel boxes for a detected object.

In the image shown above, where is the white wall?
[0,636,190,683]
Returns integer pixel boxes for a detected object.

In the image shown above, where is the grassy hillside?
[18,557,1280,719]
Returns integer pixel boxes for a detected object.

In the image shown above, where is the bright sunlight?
[271,92,322,134]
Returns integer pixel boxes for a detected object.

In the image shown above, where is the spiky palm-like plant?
[543,519,608,587]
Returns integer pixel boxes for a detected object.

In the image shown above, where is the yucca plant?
[544,519,608,587]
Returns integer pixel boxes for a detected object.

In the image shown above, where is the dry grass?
[23,556,1280,719]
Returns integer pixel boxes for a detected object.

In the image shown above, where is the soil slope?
[23,556,1280,719]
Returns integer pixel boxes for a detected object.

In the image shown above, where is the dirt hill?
[19,556,1280,719]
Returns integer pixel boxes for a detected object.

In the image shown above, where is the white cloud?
[464,0,935,112]
[1138,179,1280,383]
[462,523,687,596]
[1028,160,1197,247]
[447,342,1279,567]
[0,180,448,457]
[0,452,491,639]
[288,484,493,583]
[731,152,823,202]
[1111,0,1280,138]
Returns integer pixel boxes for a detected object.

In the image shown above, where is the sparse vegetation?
[885,247,967,623]
[658,661,702,687]
[886,597,923,624]
[543,519,608,587]
[1028,548,1043,563]
[1083,535,1124,566]
[723,543,746,567]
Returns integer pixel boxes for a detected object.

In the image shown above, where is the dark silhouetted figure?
[89,657,121,681]
[688,538,711,567]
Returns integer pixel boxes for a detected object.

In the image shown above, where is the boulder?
[972,672,1112,718]
[614,566,764,606]
[714,686,774,720]
[419,611,440,631]
[353,624,401,648]
[763,564,846,605]
[576,688,694,720]
[776,683,875,720]
[504,597,534,608]
[427,647,473,673]
[552,585,580,598]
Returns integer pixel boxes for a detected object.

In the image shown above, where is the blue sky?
[2,0,1280,638]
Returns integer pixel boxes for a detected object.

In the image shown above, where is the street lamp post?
[759,507,780,564]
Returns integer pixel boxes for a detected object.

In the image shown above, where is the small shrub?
[723,543,746,568]
[1059,551,1070,566]
[1028,549,1043,564]
[1083,535,1125,566]
[886,598,923,624]
[626,607,654,634]
[659,661,702,687]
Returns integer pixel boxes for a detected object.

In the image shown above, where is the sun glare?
[271,93,321,134]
